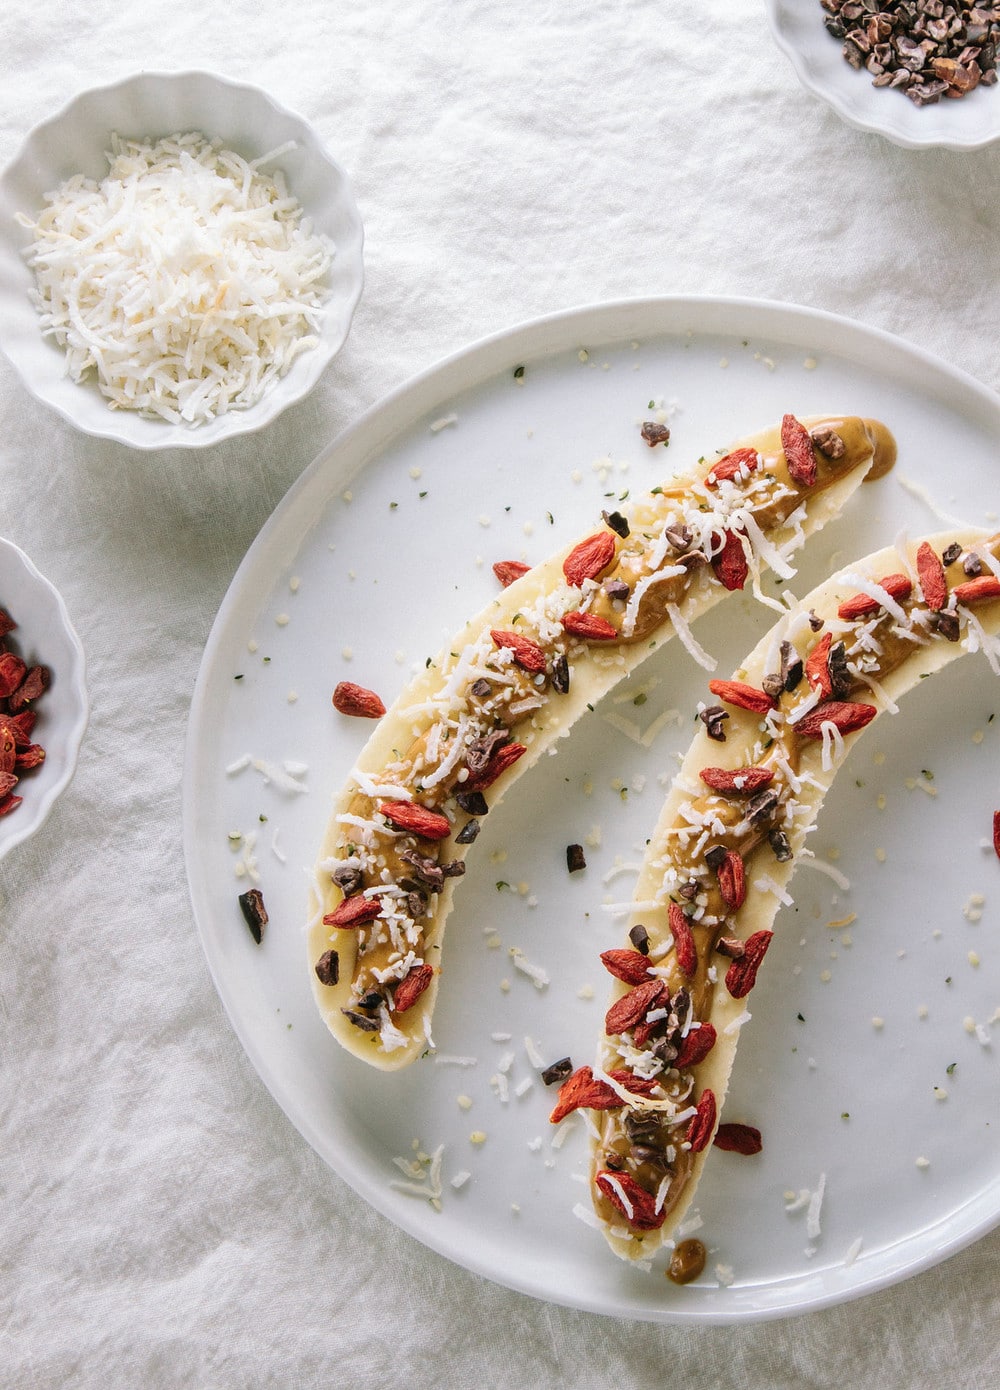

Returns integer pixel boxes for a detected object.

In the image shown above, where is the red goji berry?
[781,413,817,487]
[725,930,773,998]
[707,679,775,714]
[604,978,668,1036]
[794,700,877,738]
[492,559,531,588]
[668,901,697,978]
[711,528,748,592]
[837,573,912,621]
[561,610,619,641]
[716,848,746,910]
[915,541,948,612]
[953,575,1000,605]
[599,948,652,985]
[674,1021,717,1070]
[713,1122,763,1155]
[705,446,760,488]
[563,531,617,587]
[490,628,547,673]
[392,963,434,1013]
[323,894,382,928]
[594,1169,667,1230]
[686,1089,718,1153]
[699,765,775,795]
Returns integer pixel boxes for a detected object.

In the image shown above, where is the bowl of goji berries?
[767,0,1000,149]
[0,538,87,861]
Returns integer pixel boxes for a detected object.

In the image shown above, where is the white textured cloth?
[2,3,999,1386]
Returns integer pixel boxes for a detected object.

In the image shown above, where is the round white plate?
[183,296,1000,1324]
[766,0,1000,151]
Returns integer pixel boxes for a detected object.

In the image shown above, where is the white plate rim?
[183,293,1000,1324]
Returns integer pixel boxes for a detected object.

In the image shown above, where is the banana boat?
[554,530,1000,1262]
[309,412,896,1068]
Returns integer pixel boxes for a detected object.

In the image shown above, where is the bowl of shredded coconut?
[0,71,364,448]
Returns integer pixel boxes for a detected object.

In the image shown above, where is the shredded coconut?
[18,132,333,425]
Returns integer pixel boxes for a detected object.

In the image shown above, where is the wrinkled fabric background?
[2,2,999,1386]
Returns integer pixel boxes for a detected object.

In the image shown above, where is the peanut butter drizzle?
[667,1238,707,1285]
[321,416,896,1044]
[594,532,1000,1242]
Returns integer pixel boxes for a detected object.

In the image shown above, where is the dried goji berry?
[392,963,434,1013]
[492,559,531,588]
[674,1021,717,1070]
[916,541,948,612]
[725,930,773,998]
[713,1122,763,1155]
[599,947,652,985]
[548,1065,655,1122]
[378,799,452,840]
[805,631,833,697]
[707,679,774,714]
[699,765,775,795]
[0,770,18,797]
[561,610,618,641]
[716,848,746,910]
[594,1169,667,1231]
[711,528,748,592]
[0,609,16,638]
[794,700,877,738]
[461,740,527,792]
[14,744,45,769]
[781,413,817,487]
[705,446,760,488]
[0,793,24,817]
[604,978,668,1036]
[1,710,35,747]
[332,681,386,718]
[323,893,382,928]
[490,628,547,673]
[685,1089,717,1154]
[563,531,617,587]
[9,664,49,709]
[0,652,26,699]
[837,573,913,621]
[668,902,697,978]
[953,575,1000,605]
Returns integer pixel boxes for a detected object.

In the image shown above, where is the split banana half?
[308,412,896,1068]
[556,529,1000,1261]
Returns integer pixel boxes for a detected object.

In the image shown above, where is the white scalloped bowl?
[0,71,364,449]
[766,0,1000,150]
[0,538,87,862]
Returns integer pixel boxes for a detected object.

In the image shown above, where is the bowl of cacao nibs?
[766,0,1000,149]
[0,538,87,862]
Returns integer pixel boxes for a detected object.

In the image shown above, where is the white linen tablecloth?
[2,2,999,1386]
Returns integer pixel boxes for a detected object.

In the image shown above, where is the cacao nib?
[629,923,651,955]
[541,1056,573,1085]
[566,843,587,873]
[314,949,340,985]
[551,653,570,694]
[238,888,268,944]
